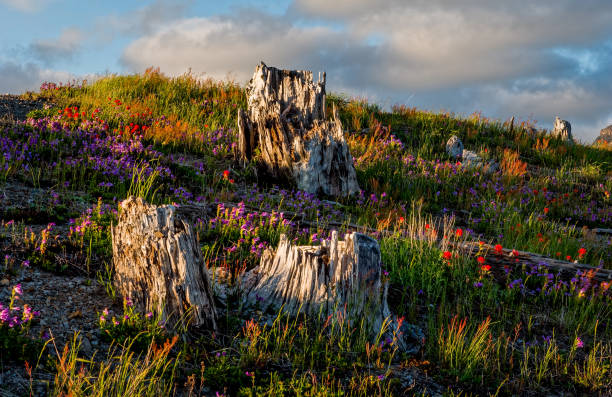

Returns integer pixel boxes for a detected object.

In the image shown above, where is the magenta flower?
[12,284,22,296]
[575,337,584,348]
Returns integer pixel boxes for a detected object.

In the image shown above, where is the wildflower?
[477,256,485,265]
[222,170,230,180]
[398,216,404,223]
[566,255,572,261]
[575,337,584,348]
[12,284,22,296]
[578,247,587,259]
[245,371,254,377]
[455,228,463,238]
[22,260,30,267]
[473,281,483,288]
[99,315,106,323]
[442,251,452,261]
[481,264,491,272]
[146,311,153,319]
[494,244,503,254]
[544,207,549,214]
[103,308,109,316]
[377,374,385,381]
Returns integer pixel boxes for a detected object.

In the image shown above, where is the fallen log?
[111,197,217,331]
[237,62,360,197]
[451,241,612,282]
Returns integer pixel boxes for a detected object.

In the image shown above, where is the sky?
[1,0,611,142]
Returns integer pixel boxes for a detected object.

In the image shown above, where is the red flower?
[477,256,485,264]
[425,223,430,230]
[455,228,463,238]
[511,249,519,257]
[442,251,452,261]
[494,244,503,254]
[222,170,230,179]
[398,216,405,223]
[543,207,549,214]
[578,248,587,258]
[566,255,572,261]
[481,264,491,272]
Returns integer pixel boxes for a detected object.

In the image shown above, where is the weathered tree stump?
[237,62,360,197]
[243,231,419,351]
[111,197,216,331]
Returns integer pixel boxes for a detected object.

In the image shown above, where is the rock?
[458,150,498,174]
[446,135,463,159]
[594,124,612,146]
[237,62,360,197]
[553,117,573,143]
[0,278,9,286]
[461,149,481,166]
[80,336,93,355]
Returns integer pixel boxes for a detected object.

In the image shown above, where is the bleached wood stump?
[111,197,216,331]
[243,231,418,350]
[237,62,359,197]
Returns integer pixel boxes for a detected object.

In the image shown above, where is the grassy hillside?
[1,69,610,396]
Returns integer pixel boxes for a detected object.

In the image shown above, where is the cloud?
[95,0,194,42]
[117,1,612,140]
[29,28,84,65]
[0,0,52,12]
[0,61,73,93]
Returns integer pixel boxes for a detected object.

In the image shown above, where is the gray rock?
[446,135,463,159]
[553,117,573,143]
[594,124,612,145]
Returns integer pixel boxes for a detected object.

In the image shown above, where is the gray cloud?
[94,0,194,42]
[96,1,612,141]
[0,61,73,93]
[28,28,84,65]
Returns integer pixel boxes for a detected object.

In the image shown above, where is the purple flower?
[12,284,22,296]
[575,337,584,348]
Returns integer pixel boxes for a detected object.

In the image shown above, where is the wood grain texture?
[111,196,216,331]
[238,62,359,197]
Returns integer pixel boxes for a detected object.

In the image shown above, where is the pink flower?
[575,337,584,348]
[12,284,22,296]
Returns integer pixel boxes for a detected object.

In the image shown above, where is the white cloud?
[104,1,612,141]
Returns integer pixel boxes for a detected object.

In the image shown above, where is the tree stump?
[237,62,360,197]
[111,197,216,331]
[243,231,419,351]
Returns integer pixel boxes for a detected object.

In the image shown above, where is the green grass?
[0,70,608,395]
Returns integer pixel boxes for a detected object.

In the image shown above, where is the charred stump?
[111,197,216,331]
[237,62,360,197]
